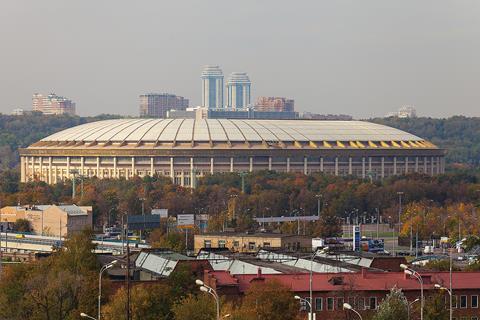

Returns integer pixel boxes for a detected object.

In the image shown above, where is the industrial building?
[19,118,445,186]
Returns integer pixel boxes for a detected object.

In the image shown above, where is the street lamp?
[434,284,453,320]
[80,313,97,320]
[196,279,220,320]
[407,298,420,320]
[294,296,314,320]
[396,191,404,257]
[309,247,329,320]
[343,303,362,320]
[401,264,424,320]
[98,260,118,320]
[315,194,323,217]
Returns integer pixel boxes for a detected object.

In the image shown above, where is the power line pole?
[126,222,131,320]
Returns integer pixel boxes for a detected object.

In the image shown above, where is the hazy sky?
[1,1,479,118]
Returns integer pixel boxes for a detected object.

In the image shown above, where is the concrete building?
[194,233,312,253]
[32,93,76,115]
[139,93,189,118]
[201,65,224,109]
[19,118,445,186]
[386,105,417,118]
[0,204,93,237]
[255,97,294,112]
[226,72,251,109]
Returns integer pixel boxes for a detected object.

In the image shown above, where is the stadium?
[20,119,445,187]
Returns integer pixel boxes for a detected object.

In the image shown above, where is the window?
[248,242,256,250]
[233,241,239,247]
[263,242,271,248]
[315,297,323,311]
[204,240,211,248]
[472,295,478,308]
[218,240,226,248]
[327,297,334,311]
[369,297,377,310]
[460,295,467,309]
[357,297,365,310]
[337,297,344,310]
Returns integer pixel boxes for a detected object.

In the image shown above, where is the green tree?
[103,284,172,320]
[424,292,448,320]
[171,294,216,320]
[372,286,408,320]
[13,218,31,232]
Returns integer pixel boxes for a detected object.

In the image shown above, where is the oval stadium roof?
[38,119,428,145]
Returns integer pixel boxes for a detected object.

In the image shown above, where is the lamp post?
[407,298,419,320]
[309,247,329,320]
[98,260,118,320]
[401,264,424,320]
[80,313,97,320]
[343,303,362,320]
[434,284,452,320]
[294,296,314,320]
[315,194,322,217]
[396,191,404,257]
[196,279,220,320]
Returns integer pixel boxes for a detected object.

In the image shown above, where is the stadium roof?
[33,119,436,150]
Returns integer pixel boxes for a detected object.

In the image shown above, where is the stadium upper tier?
[32,118,434,149]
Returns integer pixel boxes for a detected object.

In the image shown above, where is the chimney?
[361,267,367,279]
[257,267,263,278]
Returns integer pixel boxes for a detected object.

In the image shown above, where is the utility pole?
[239,172,247,193]
[396,191,404,257]
[126,222,131,320]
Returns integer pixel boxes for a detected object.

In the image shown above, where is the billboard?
[177,214,195,228]
[151,209,168,218]
[127,214,161,231]
[353,225,361,252]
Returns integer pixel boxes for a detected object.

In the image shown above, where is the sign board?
[353,225,361,252]
[151,209,168,218]
[127,214,161,231]
[177,214,195,228]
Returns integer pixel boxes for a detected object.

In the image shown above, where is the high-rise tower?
[226,72,251,110]
[201,66,224,109]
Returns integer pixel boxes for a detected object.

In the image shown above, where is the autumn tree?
[236,280,300,320]
[171,294,216,320]
[102,284,172,320]
[372,286,408,320]
[424,292,448,320]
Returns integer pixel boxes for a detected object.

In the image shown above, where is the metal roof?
[38,119,428,147]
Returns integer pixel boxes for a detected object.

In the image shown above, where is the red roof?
[209,270,480,293]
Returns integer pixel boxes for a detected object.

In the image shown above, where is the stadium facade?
[19,119,445,187]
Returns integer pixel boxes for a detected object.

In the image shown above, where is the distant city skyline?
[1,1,479,118]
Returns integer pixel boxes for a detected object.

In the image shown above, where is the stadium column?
[268,156,272,171]
[368,157,372,173]
[393,156,397,175]
[48,156,52,184]
[66,156,70,179]
[96,157,100,178]
[286,157,290,172]
[230,157,234,172]
[249,157,253,172]
[20,156,25,182]
[415,157,419,172]
[431,156,435,176]
[190,157,194,188]
[181,171,185,187]
[131,157,135,179]
[81,156,85,176]
[348,157,352,175]
[405,156,409,173]
[39,157,43,182]
[113,156,117,178]
[170,157,174,180]
[150,157,154,176]
[334,157,338,176]
[362,157,366,178]
[303,157,307,174]
[381,157,385,179]
[424,156,427,173]
[31,156,35,181]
